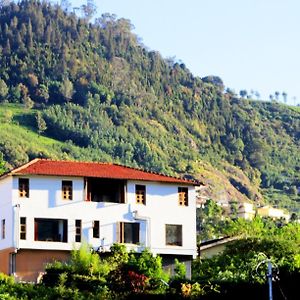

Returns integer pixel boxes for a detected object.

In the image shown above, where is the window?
[20,217,26,240]
[34,218,67,242]
[93,221,100,238]
[86,178,125,203]
[136,185,146,205]
[1,219,5,239]
[178,187,188,206]
[166,224,182,246]
[9,253,16,275]
[75,219,81,242]
[19,178,29,198]
[119,222,140,244]
[62,181,73,200]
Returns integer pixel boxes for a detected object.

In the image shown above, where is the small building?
[237,202,256,220]
[0,159,200,281]
[199,236,240,259]
[257,205,290,221]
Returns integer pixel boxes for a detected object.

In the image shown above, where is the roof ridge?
[45,158,114,165]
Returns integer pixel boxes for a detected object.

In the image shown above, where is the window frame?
[1,219,5,239]
[62,180,73,200]
[135,185,146,205]
[93,220,100,238]
[20,217,26,240]
[178,187,189,206]
[34,218,68,243]
[75,219,81,242]
[119,222,140,244]
[19,178,29,198]
[165,224,183,246]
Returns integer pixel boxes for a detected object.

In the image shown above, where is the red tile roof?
[6,159,198,185]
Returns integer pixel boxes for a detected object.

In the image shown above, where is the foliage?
[193,220,300,285]
[43,243,170,298]
[35,111,47,135]
[0,0,299,210]
[0,152,7,174]
[180,282,219,299]
[0,273,14,285]
[0,79,8,99]
[197,199,230,242]
[109,248,169,295]
[173,259,187,280]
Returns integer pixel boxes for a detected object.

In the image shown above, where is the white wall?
[7,175,197,257]
[127,181,197,257]
[0,177,14,249]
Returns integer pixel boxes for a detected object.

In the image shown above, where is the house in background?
[235,202,256,220]
[0,159,199,281]
[257,205,290,221]
[199,236,240,259]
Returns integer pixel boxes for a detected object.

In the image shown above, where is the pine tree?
[36,111,47,135]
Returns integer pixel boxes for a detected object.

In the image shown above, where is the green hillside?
[0,1,299,211]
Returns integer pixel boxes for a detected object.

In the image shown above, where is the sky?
[70,0,300,105]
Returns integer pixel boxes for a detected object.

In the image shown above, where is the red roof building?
[0,158,199,282]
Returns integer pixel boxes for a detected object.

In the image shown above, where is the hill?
[0,1,299,211]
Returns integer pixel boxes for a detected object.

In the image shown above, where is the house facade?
[257,205,290,221]
[236,202,256,220]
[0,159,198,281]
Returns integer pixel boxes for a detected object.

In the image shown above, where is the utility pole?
[255,253,276,300]
[267,260,273,300]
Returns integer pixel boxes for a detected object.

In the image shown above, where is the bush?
[0,273,14,285]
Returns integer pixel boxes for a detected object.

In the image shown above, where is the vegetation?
[0,0,299,210]
[193,217,300,299]
[0,243,217,299]
[1,219,300,298]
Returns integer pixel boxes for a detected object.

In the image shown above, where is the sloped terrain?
[0,1,299,211]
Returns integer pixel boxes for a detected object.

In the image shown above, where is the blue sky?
[70,0,300,105]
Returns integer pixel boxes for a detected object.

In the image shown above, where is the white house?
[0,159,199,281]
[257,205,290,221]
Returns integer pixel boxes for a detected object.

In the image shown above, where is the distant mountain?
[0,1,299,211]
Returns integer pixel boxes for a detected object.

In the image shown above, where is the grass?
[0,103,101,166]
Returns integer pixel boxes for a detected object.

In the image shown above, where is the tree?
[0,152,7,175]
[254,91,260,100]
[0,79,8,100]
[197,199,225,242]
[202,75,224,91]
[28,73,39,87]
[194,220,300,285]
[23,96,34,109]
[59,78,74,100]
[239,90,247,98]
[36,84,49,103]
[282,91,288,103]
[3,39,11,55]
[275,91,280,101]
[293,96,297,105]
[26,19,33,50]
[81,0,97,21]
[36,112,47,135]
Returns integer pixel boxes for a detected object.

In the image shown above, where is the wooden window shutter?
[135,185,146,205]
[116,222,124,243]
[178,187,188,206]
[62,181,73,200]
